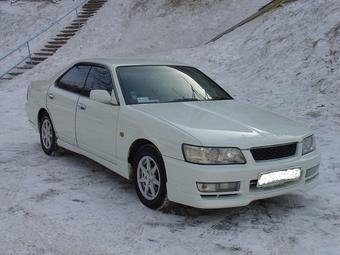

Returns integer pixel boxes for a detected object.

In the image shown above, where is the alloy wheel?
[137,156,161,200]
[41,119,53,149]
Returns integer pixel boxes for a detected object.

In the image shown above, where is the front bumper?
[164,150,320,209]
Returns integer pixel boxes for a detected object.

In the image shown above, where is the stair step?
[88,1,107,4]
[79,11,96,14]
[47,41,67,45]
[81,7,99,10]
[83,6,103,10]
[78,14,94,18]
[56,34,75,38]
[17,65,34,69]
[71,20,86,24]
[68,21,84,25]
[25,61,41,65]
[83,5,103,9]
[56,33,76,37]
[53,37,70,41]
[70,23,85,27]
[8,71,24,76]
[82,3,105,10]
[65,25,83,29]
[84,2,105,5]
[85,1,106,4]
[81,8,100,11]
[60,29,78,33]
[87,0,107,2]
[72,18,88,22]
[83,4,104,8]
[44,44,62,49]
[34,52,54,56]
[41,48,57,52]
[71,20,87,24]
[31,56,48,61]
[0,76,13,80]
[78,12,96,18]
[83,1,107,3]
[78,12,94,15]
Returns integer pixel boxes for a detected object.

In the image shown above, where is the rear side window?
[84,66,113,96]
[57,65,90,94]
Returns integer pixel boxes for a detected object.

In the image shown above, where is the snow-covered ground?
[0,0,340,254]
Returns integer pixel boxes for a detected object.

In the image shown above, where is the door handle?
[78,103,86,110]
[48,93,54,99]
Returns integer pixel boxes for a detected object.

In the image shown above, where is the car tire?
[133,144,168,209]
[39,113,58,155]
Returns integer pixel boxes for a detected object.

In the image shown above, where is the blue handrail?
[0,0,88,78]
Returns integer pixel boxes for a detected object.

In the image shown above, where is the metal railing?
[206,0,290,44]
[0,0,88,78]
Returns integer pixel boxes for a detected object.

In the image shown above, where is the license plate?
[257,168,301,188]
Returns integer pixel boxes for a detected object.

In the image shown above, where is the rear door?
[47,65,90,145]
[75,65,119,163]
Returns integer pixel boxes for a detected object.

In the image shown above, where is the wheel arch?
[127,138,164,179]
[37,108,49,128]
[37,108,56,135]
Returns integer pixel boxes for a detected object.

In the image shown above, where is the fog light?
[306,165,319,178]
[196,182,240,193]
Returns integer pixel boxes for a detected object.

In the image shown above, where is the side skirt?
[57,139,129,180]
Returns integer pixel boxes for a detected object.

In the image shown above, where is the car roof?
[75,58,187,67]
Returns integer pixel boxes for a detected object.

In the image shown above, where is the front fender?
[116,106,201,176]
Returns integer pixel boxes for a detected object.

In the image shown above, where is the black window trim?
[55,62,120,105]
[115,64,233,105]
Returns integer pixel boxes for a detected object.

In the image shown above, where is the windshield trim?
[115,65,233,105]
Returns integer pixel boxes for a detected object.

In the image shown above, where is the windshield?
[116,65,232,105]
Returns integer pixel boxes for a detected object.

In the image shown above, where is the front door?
[75,65,119,163]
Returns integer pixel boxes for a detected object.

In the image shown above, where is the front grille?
[251,143,297,161]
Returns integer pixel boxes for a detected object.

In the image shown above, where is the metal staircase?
[0,0,108,80]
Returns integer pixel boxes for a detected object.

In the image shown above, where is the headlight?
[182,144,246,165]
[302,135,316,155]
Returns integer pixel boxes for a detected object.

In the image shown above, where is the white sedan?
[26,58,321,209]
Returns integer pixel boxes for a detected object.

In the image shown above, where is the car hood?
[130,100,311,148]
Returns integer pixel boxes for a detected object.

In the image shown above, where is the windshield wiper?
[167,98,200,103]
[209,96,231,100]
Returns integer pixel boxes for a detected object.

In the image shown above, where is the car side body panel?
[26,79,51,129]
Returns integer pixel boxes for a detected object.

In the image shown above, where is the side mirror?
[90,90,112,104]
